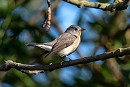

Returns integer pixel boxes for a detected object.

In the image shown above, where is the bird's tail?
[26,43,37,46]
[26,43,52,52]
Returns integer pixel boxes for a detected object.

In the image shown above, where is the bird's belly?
[58,37,80,57]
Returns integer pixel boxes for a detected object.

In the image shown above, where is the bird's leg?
[66,56,72,61]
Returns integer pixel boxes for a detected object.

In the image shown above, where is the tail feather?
[40,51,49,56]
[26,43,38,46]
[26,43,52,51]
[45,51,55,58]
[45,52,51,58]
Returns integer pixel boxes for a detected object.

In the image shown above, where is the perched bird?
[27,25,85,60]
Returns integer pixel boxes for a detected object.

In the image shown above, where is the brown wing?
[43,32,66,46]
[43,39,57,46]
[45,33,77,57]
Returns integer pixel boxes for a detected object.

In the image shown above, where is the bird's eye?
[74,28,78,31]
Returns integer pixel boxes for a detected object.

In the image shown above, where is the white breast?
[58,36,80,57]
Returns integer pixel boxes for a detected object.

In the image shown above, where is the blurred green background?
[0,0,130,87]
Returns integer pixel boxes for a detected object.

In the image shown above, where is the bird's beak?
[81,28,86,31]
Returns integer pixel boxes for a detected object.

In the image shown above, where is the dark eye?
[74,28,78,31]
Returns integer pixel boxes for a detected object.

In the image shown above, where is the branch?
[0,47,130,74]
[63,0,130,12]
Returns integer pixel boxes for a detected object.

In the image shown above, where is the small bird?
[27,25,85,60]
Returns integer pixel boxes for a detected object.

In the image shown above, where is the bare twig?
[0,47,130,74]
[42,0,51,32]
[63,0,130,12]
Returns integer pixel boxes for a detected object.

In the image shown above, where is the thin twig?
[42,0,51,32]
[46,0,51,32]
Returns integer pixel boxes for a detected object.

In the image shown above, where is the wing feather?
[45,33,77,57]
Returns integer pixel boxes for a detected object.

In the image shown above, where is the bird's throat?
[78,31,81,36]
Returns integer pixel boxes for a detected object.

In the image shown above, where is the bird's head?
[65,25,85,37]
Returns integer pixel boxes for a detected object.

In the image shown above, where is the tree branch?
[0,47,130,74]
[63,0,130,12]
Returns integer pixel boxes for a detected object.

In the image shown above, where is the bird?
[27,25,85,61]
